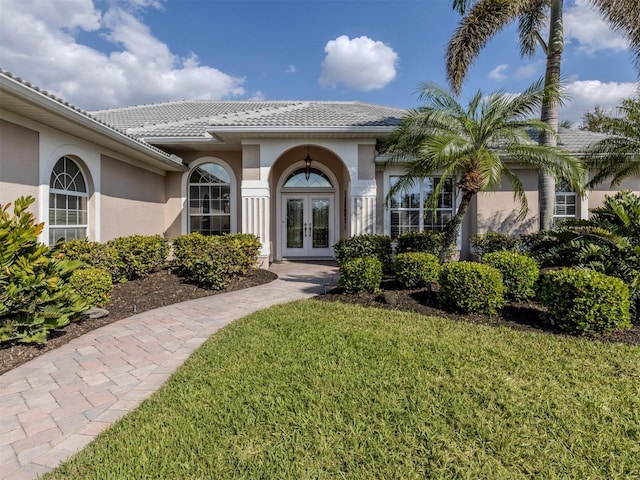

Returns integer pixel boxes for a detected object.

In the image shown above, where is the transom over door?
[282,195,333,257]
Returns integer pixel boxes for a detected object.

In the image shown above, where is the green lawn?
[47,300,640,479]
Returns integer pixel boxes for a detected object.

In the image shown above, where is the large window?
[188,163,232,235]
[553,178,577,225]
[389,176,454,238]
[49,156,88,245]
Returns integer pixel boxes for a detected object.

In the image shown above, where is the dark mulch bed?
[2,271,637,376]
[0,268,277,375]
[316,277,640,347]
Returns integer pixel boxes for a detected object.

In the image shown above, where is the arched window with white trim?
[49,156,88,244]
[188,163,232,235]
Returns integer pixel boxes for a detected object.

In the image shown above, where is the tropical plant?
[524,191,640,322]
[447,0,640,230]
[585,94,640,187]
[385,80,584,263]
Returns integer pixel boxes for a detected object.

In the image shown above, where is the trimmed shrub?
[0,196,87,344]
[172,233,261,290]
[483,251,539,301]
[394,252,440,288]
[61,239,121,281]
[69,268,113,307]
[333,234,392,271]
[106,235,169,281]
[339,257,383,294]
[539,268,631,335]
[396,231,442,255]
[470,232,520,258]
[438,261,505,315]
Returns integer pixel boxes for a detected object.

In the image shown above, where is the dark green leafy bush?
[394,252,440,288]
[172,233,260,290]
[0,197,87,344]
[539,268,631,335]
[438,261,505,315]
[333,234,392,271]
[61,238,121,280]
[339,257,383,294]
[522,191,640,323]
[396,231,442,255]
[69,268,113,307]
[106,235,169,281]
[482,251,539,301]
[470,232,520,258]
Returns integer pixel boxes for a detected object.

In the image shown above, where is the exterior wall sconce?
[304,146,313,180]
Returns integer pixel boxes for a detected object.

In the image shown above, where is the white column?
[350,181,377,236]
[241,182,270,266]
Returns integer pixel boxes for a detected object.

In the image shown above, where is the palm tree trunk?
[538,0,563,231]
[439,190,474,263]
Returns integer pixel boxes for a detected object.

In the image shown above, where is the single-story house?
[1,70,638,266]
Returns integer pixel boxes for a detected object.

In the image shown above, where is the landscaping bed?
[0,268,277,375]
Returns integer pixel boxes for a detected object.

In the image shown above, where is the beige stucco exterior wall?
[100,155,167,240]
[587,173,640,211]
[0,119,40,213]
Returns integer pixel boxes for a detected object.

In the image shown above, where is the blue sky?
[1,0,638,123]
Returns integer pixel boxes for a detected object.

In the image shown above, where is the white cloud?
[564,0,629,53]
[560,80,639,123]
[488,64,508,81]
[0,0,245,110]
[319,35,398,91]
[286,65,297,74]
[514,62,541,80]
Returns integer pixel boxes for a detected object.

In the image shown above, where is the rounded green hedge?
[396,231,442,255]
[482,251,539,301]
[394,252,440,288]
[69,267,113,308]
[333,235,392,272]
[339,257,383,294]
[438,261,505,315]
[539,268,631,335]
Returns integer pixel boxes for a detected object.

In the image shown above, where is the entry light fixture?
[304,145,313,180]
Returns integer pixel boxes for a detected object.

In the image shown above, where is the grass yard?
[46,300,640,479]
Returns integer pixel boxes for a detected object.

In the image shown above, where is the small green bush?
[438,261,505,315]
[483,251,539,301]
[470,232,520,258]
[539,268,631,335]
[0,197,87,344]
[333,234,392,271]
[394,252,440,288]
[396,231,442,255]
[339,257,383,294]
[172,233,261,290]
[69,268,113,307]
[62,239,121,280]
[107,235,169,281]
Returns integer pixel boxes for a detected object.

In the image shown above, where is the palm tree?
[585,95,640,187]
[385,80,585,263]
[446,0,640,230]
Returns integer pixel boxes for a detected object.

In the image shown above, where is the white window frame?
[553,178,577,225]
[185,159,237,236]
[48,156,88,245]
[386,174,456,239]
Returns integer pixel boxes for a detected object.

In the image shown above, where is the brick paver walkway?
[0,261,338,479]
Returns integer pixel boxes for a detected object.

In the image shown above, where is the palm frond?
[518,0,550,56]
[590,0,640,71]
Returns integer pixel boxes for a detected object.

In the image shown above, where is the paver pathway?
[0,261,339,479]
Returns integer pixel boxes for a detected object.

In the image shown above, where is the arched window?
[283,168,333,188]
[188,163,232,235]
[49,156,88,244]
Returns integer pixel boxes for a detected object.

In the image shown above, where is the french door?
[282,194,333,257]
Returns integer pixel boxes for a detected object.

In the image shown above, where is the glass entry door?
[283,195,333,257]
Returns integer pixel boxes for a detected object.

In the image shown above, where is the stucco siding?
[588,174,640,211]
[100,155,166,240]
[0,119,39,211]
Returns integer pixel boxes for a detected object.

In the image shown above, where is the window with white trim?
[49,156,88,245]
[553,178,577,225]
[188,163,232,235]
[389,176,454,238]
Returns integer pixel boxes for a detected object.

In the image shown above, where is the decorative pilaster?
[350,181,377,236]
[241,183,270,266]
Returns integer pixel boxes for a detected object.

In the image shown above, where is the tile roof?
[91,100,407,138]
